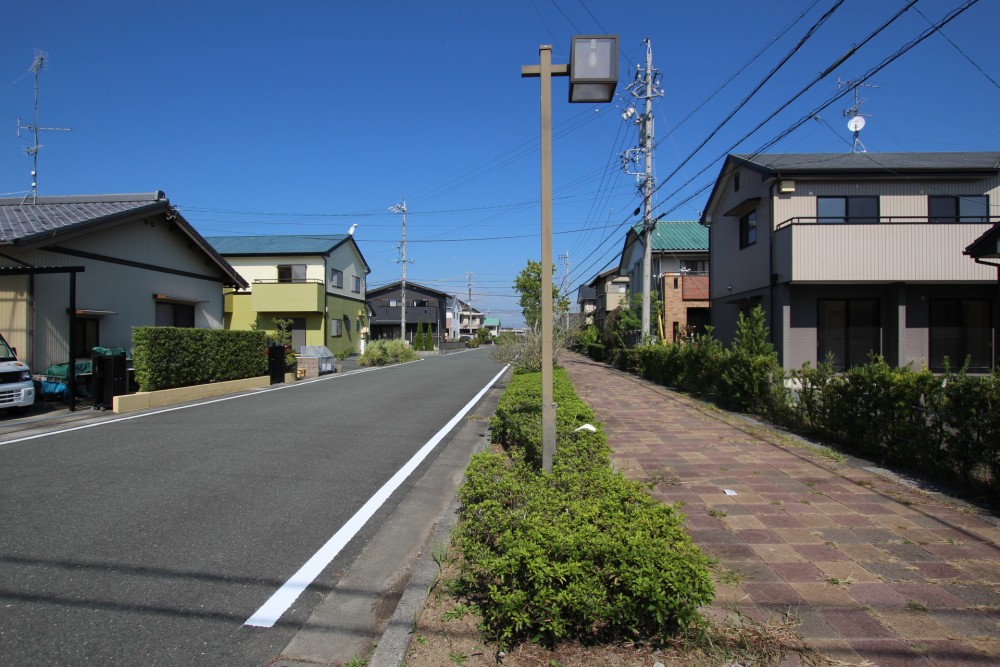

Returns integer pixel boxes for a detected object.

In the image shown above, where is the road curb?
[367,438,483,667]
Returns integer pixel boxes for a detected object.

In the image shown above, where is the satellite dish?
[847,115,866,132]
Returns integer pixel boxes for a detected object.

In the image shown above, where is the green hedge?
[604,307,1000,497]
[789,358,1000,490]
[132,327,268,392]
[358,339,418,366]
[457,368,714,647]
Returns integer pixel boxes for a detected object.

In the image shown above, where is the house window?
[155,302,195,328]
[739,210,757,248]
[351,274,362,293]
[278,264,307,283]
[413,299,428,307]
[928,195,988,223]
[929,299,992,372]
[817,196,878,224]
[389,299,399,307]
[817,299,880,370]
[330,268,344,288]
[331,317,342,337]
[734,171,740,192]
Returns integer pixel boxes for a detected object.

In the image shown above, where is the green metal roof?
[630,220,707,251]
[483,317,501,327]
[207,234,350,255]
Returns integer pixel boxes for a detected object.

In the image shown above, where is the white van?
[0,333,34,415]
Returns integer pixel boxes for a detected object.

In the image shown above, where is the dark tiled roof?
[206,234,350,255]
[630,220,708,251]
[367,280,453,300]
[577,284,596,302]
[732,152,1000,174]
[964,223,1000,258]
[0,192,166,243]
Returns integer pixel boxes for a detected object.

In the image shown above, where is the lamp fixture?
[569,35,618,103]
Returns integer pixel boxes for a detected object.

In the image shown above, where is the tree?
[414,321,426,351]
[513,259,569,331]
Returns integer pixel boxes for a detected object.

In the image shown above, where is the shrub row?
[358,339,418,367]
[603,308,1000,496]
[789,358,1000,489]
[132,327,268,392]
[455,368,714,648]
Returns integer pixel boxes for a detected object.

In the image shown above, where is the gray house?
[701,152,999,372]
[0,192,246,372]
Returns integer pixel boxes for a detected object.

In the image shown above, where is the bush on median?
[455,368,715,648]
[358,339,419,367]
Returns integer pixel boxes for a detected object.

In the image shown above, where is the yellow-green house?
[207,234,371,356]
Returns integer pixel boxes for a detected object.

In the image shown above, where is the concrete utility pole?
[623,39,662,339]
[559,252,570,329]
[466,271,474,335]
[390,201,413,343]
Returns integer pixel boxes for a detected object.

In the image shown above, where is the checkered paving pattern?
[561,352,1000,666]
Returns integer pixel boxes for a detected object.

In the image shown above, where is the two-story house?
[618,220,710,342]
[446,297,483,338]
[207,235,370,357]
[367,281,450,347]
[0,192,246,373]
[587,267,629,335]
[576,284,597,325]
[701,152,999,372]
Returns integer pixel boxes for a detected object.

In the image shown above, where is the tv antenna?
[839,78,877,154]
[17,51,73,203]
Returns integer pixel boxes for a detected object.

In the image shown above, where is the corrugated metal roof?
[732,152,1000,173]
[631,220,708,251]
[0,192,165,243]
[483,317,501,327]
[206,234,350,255]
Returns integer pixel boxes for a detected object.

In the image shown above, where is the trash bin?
[92,351,127,410]
[267,343,287,385]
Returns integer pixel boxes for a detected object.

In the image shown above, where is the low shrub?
[358,339,418,367]
[460,368,714,648]
[598,305,1000,497]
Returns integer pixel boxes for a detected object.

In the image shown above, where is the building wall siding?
[0,213,226,371]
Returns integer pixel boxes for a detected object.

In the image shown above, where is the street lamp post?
[522,35,617,473]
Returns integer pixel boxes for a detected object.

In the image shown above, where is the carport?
[0,264,85,410]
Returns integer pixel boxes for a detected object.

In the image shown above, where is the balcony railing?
[251,279,325,313]
[681,273,709,301]
[772,217,997,283]
[776,215,999,229]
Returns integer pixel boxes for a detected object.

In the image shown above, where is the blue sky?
[2,1,998,328]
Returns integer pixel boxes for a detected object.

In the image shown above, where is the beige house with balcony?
[701,152,999,372]
[208,235,370,356]
[587,267,629,335]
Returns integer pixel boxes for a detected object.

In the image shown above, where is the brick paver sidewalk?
[561,352,1000,666]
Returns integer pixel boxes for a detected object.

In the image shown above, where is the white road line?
[244,364,508,628]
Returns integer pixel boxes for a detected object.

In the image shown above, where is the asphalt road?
[0,349,505,665]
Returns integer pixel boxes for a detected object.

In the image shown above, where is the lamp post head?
[568,35,618,103]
